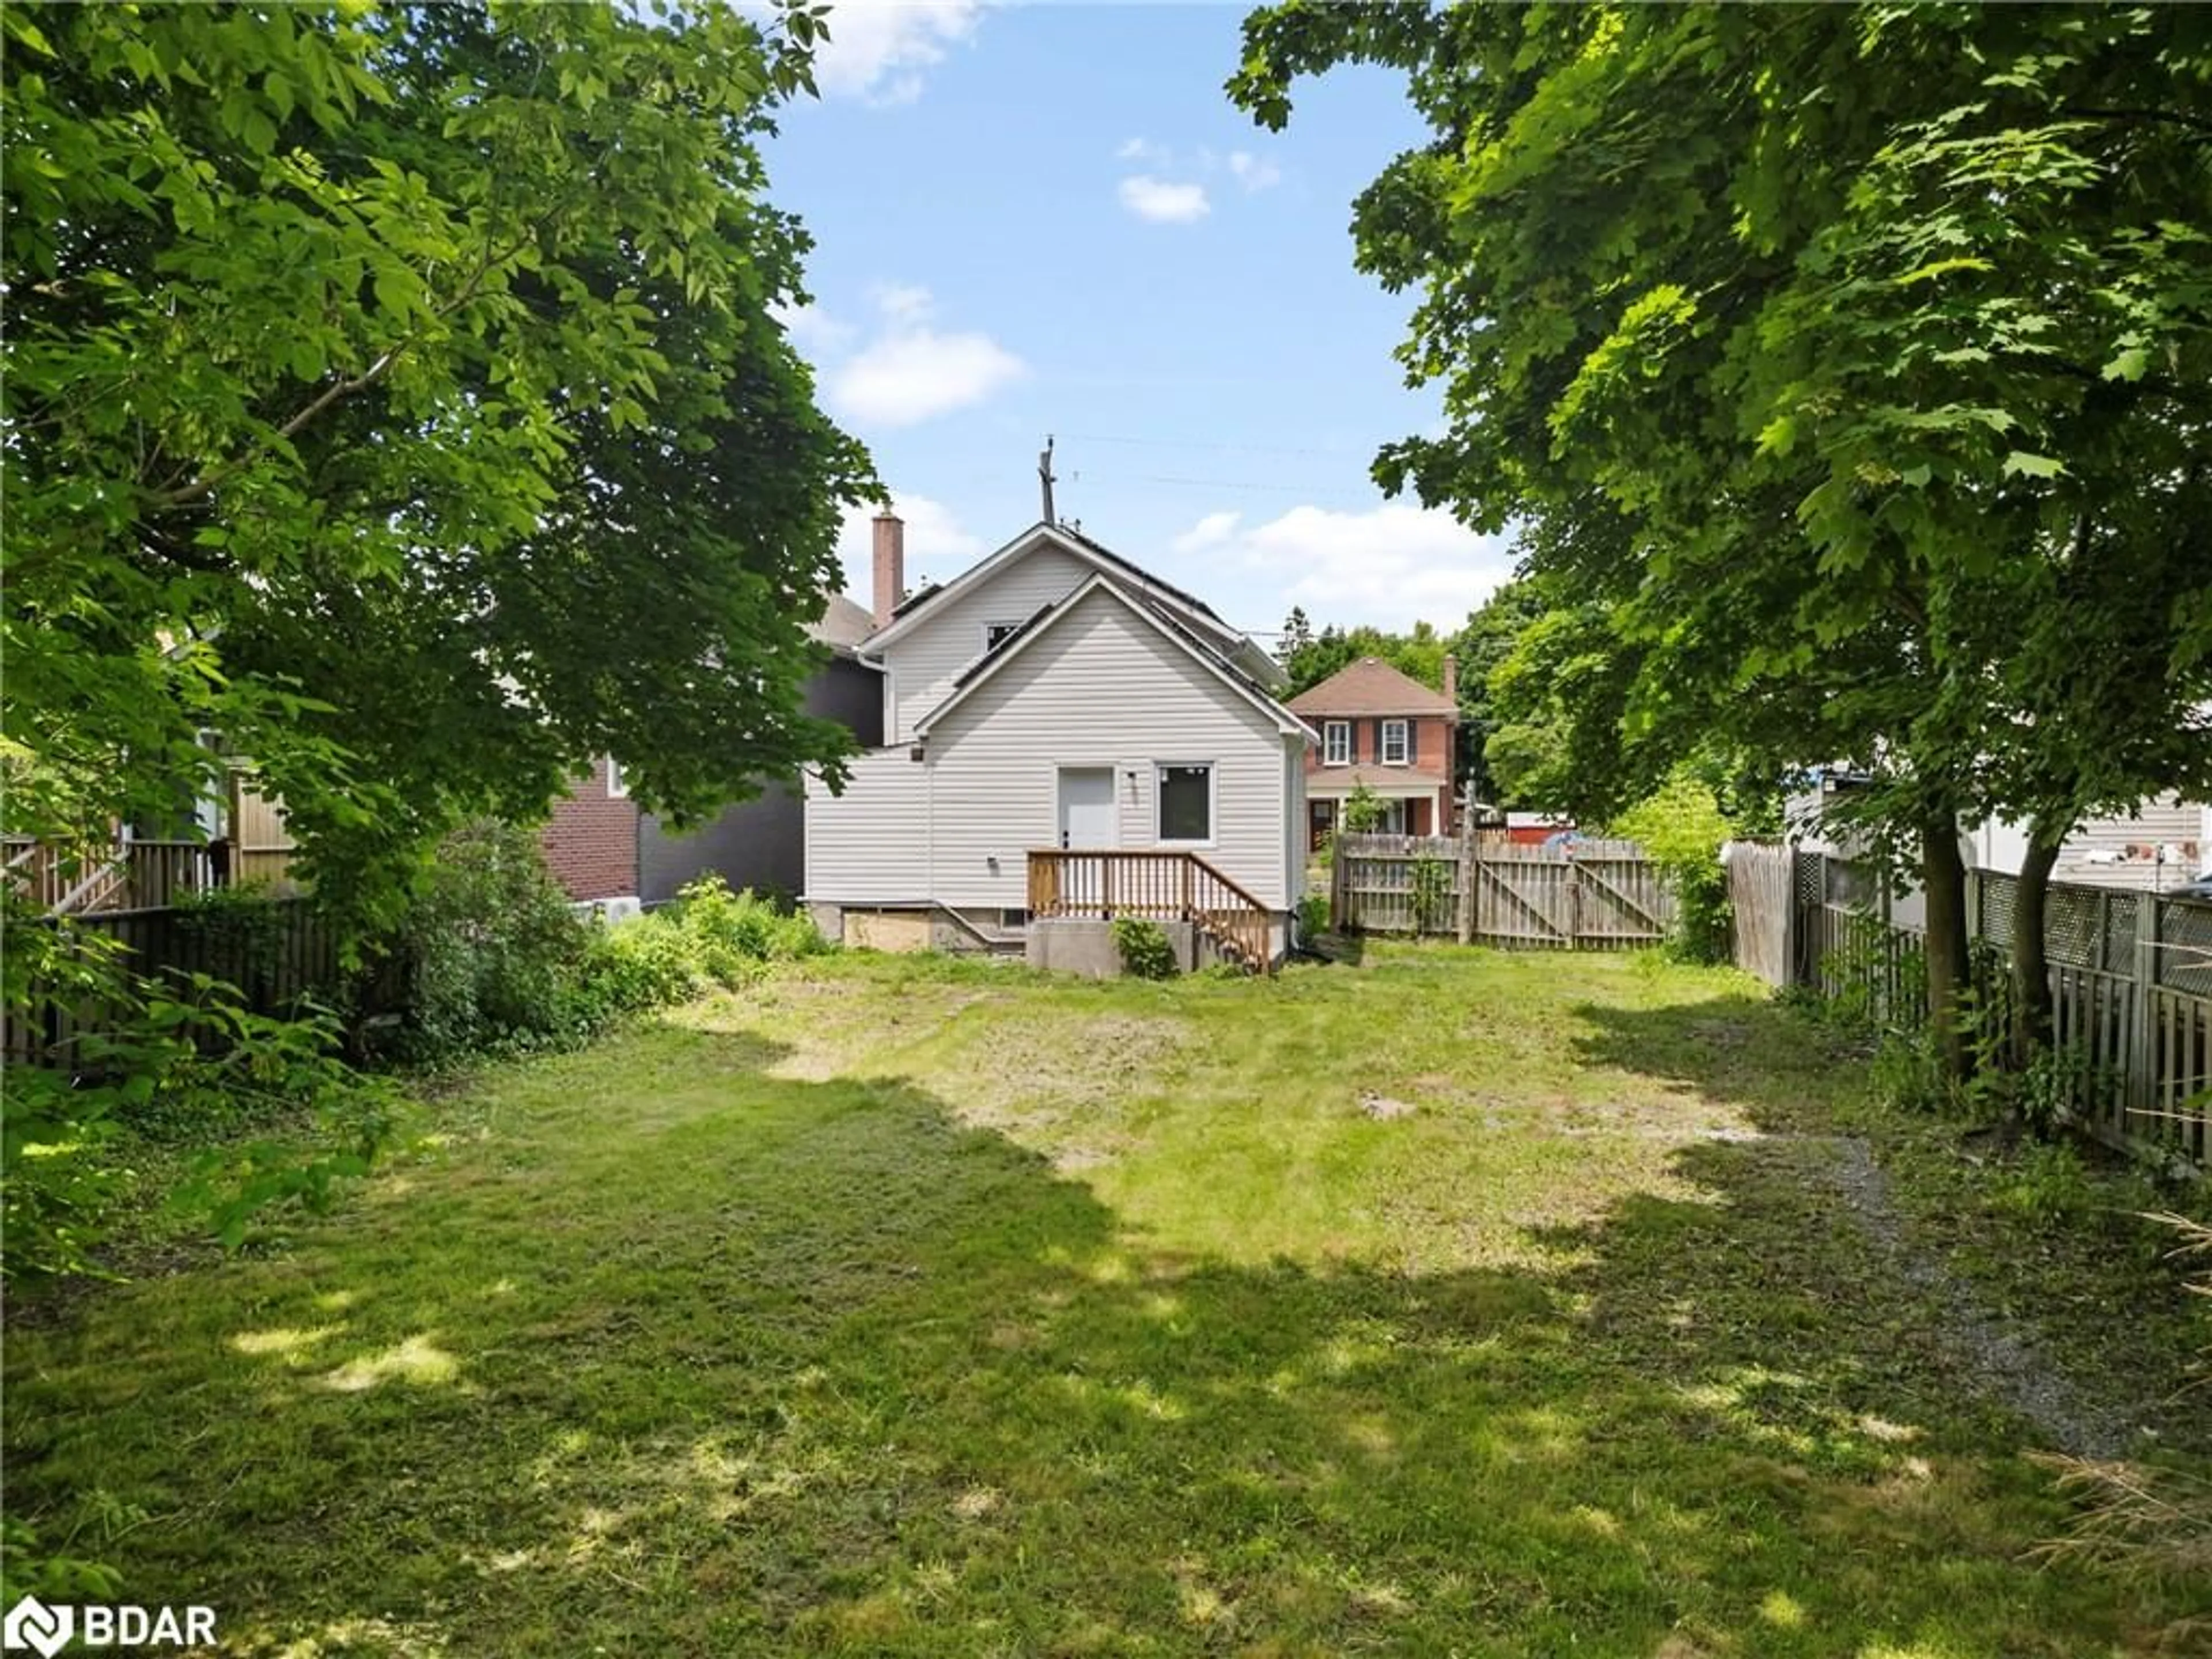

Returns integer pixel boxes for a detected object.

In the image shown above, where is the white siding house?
[805,520,1312,963]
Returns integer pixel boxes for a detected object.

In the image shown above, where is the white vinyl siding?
[880,546,1091,741]
[803,750,931,902]
[810,587,1294,912]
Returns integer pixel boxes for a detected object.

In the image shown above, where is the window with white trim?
[606,758,628,798]
[1157,764,1214,844]
[1381,719,1409,765]
[1323,721,1351,766]
[983,620,1024,652]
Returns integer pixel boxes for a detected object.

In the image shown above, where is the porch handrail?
[1026,848,1274,971]
[3,837,215,914]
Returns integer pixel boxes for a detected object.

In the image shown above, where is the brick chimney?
[871,507,904,627]
[1442,652,1459,705]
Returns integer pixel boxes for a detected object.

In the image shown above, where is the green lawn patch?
[6,946,2207,1654]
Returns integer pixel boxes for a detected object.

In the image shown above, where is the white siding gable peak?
[914,575,1315,743]
[859,520,1279,686]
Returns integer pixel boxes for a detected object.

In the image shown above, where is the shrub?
[1611,770,1736,964]
[569,879,825,1025]
[573,918,702,1020]
[1297,892,1331,944]
[1339,781,1388,836]
[392,820,591,1059]
[1410,853,1454,933]
[673,876,822,980]
[1112,916,1178,980]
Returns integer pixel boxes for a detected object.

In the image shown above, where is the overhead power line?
[1062,431,1387,463]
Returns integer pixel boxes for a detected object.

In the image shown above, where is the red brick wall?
[1302,714,1455,779]
[540,756,638,902]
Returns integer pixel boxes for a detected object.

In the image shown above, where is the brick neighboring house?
[541,753,640,911]
[1289,656,1461,847]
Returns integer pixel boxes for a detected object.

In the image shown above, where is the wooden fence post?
[1456,815,1477,945]
[2128,892,2160,1131]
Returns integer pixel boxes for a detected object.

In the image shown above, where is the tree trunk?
[1921,817,1972,1083]
[2010,824,2063,1073]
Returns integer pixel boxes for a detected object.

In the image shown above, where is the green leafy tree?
[1232,2,2212,1082]
[3,1,877,926]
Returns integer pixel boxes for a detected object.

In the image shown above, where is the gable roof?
[808,593,877,652]
[915,574,1315,742]
[1287,657,1457,718]
[856,520,1262,671]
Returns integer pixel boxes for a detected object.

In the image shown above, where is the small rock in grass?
[1359,1091,1418,1121]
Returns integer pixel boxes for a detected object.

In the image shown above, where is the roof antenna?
[1039,434,1056,525]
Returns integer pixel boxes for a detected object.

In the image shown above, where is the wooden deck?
[1027,849,1274,971]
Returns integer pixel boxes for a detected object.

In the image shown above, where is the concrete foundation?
[1025,917,1198,978]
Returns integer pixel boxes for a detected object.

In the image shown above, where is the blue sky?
[763,2,1517,641]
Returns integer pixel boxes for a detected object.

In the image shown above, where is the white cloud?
[1227,150,1283,192]
[806,1,983,105]
[830,328,1025,426]
[792,282,1024,429]
[1118,175,1211,225]
[1171,510,1242,555]
[836,493,986,600]
[1117,136,1168,164]
[868,282,934,325]
[1175,502,1517,630]
[770,300,855,357]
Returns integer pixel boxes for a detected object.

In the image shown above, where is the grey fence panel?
[1333,834,1668,949]
[1755,852,2212,1168]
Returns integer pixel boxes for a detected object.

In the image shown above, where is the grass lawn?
[6,946,2209,1656]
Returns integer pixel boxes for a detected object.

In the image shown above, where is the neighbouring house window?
[1324,721,1351,766]
[1381,719,1410,765]
[984,620,1023,652]
[1378,798,1407,835]
[606,758,628,798]
[1157,764,1213,843]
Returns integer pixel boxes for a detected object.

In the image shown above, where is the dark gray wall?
[639,657,882,906]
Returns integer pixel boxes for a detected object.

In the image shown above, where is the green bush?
[1297,892,1331,944]
[1112,916,1179,980]
[673,876,823,979]
[393,820,592,1059]
[569,878,826,1025]
[1611,771,1737,964]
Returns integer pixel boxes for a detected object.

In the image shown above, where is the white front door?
[1058,767,1116,850]
[1058,768,1115,907]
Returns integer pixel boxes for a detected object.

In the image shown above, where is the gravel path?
[1815,1132,2134,1460]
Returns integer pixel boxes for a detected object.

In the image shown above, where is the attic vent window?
[984,620,1023,652]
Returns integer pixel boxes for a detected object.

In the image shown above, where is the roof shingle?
[1287,657,1457,717]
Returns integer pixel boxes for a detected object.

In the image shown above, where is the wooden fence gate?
[1332,834,1672,949]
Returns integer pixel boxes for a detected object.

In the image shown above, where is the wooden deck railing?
[1027,849,1274,971]
[4,838,217,914]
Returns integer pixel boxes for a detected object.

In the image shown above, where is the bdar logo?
[2,1597,73,1659]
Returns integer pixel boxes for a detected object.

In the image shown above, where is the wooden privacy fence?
[3,898,370,1070]
[1725,842,2212,1168]
[1332,833,1673,949]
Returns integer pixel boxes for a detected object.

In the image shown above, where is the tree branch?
[147,225,530,514]
[2062,104,2212,141]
